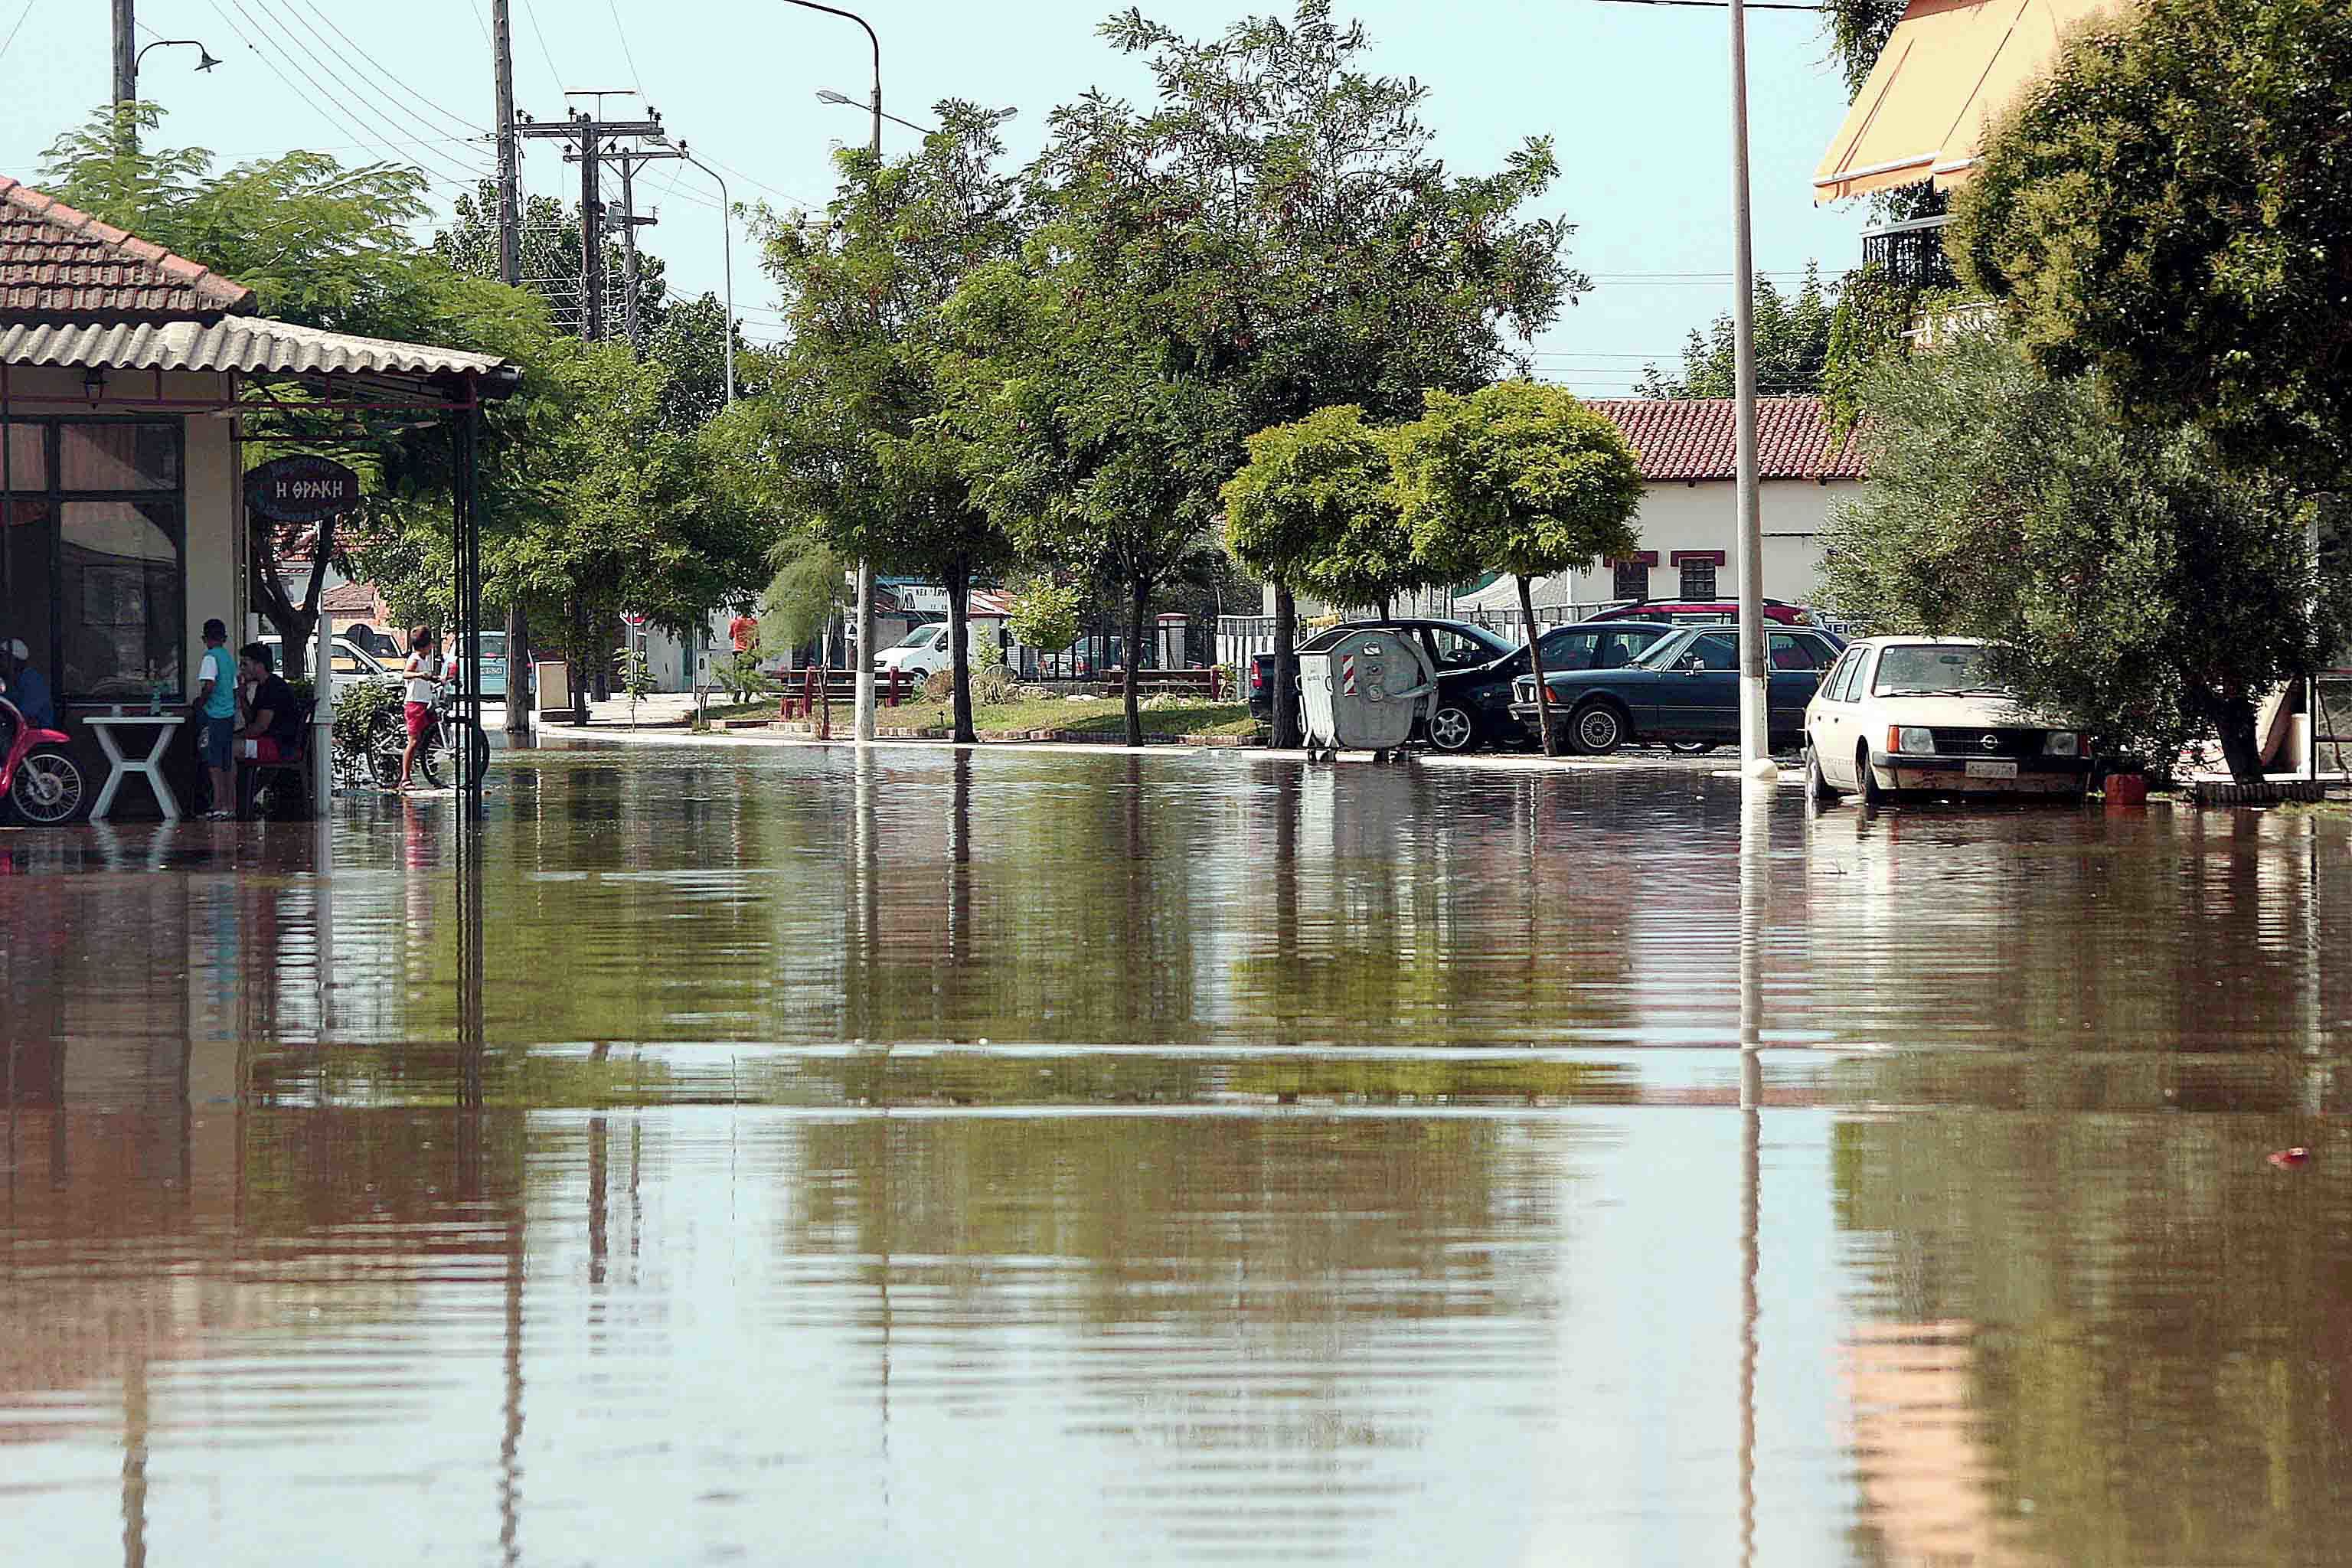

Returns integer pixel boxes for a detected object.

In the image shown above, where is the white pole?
[1729,0,1772,780]
[312,589,334,819]
[674,145,737,408]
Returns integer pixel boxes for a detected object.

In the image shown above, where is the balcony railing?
[1860,216,1958,291]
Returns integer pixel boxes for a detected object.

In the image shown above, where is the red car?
[1589,598,1817,627]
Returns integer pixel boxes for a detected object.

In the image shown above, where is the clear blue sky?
[0,0,1873,395]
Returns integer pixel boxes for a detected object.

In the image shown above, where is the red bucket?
[2104,772,2149,808]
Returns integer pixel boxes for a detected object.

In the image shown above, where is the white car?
[873,619,998,680]
[258,635,397,689]
[1804,636,2092,805]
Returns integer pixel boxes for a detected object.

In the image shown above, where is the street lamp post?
[779,0,884,746]
[665,141,737,408]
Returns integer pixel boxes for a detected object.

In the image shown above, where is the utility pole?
[112,0,136,106]
[491,2,530,737]
[1729,0,1770,780]
[603,145,681,356]
[492,1,519,289]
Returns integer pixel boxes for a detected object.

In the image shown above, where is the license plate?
[1965,760,2019,780]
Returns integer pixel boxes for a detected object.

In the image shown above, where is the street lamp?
[661,139,736,409]
[779,0,884,746]
[135,38,223,77]
[817,87,934,137]
[1598,0,1825,782]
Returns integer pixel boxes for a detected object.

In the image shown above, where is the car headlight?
[1888,725,1935,755]
[2044,731,2082,756]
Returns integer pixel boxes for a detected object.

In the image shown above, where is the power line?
[518,0,562,88]
[246,0,489,174]
[606,0,645,93]
[289,1,485,139]
[0,0,35,67]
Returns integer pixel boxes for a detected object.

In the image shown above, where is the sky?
[0,0,1875,397]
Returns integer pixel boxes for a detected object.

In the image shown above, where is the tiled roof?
[1587,396,1869,482]
[0,178,254,320]
[319,580,381,615]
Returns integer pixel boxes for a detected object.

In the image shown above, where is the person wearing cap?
[0,636,53,729]
[188,618,239,818]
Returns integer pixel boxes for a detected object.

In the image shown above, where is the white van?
[873,620,998,680]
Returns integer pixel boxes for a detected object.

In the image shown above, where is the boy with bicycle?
[396,626,449,792]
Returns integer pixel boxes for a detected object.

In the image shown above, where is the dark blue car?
[1426,620,1674,753]
[1508,624,1845,754]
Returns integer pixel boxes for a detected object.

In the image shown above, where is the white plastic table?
[83,712,185,822]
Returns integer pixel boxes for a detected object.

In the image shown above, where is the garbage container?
[1298,628,1434,757]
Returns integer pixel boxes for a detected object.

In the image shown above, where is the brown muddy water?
[4,743,2351,1566]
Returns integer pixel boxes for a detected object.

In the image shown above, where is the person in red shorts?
[235,643,304,785]
[396,625,446,792]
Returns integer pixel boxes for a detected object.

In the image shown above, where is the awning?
[0,316,520,397]
[1812,0,2122,204]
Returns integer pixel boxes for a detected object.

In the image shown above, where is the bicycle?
[365,682,490,792]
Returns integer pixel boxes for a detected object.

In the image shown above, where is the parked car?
[874,618,997,681]
[1804,636,2091,805]
[1589,597,1818,626]
[1425,620,1674,753]
[1509,623,1844,754]
[1250,619,1517,724]
[258,635,395,692]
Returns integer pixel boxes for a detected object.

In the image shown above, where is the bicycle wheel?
[367,715,408,789]
[414,720,456,790]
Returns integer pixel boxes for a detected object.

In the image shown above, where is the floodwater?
[5,743,2352,1566]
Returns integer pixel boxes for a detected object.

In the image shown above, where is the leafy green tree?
[1950,0,2352,485]
[1818,329,2335,781]
[435,180,671,347]
[1396,382,1643,756]
[957,2,1579,746]
[1005,578,1085,658]
[1223,404,1426,737]
[757,533,851,665]
[740,103,1022,742]
[1641,264,1834,399]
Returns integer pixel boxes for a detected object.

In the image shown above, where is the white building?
[1465,395,1867,614]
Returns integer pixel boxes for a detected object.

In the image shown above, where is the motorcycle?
[0,690,86,824]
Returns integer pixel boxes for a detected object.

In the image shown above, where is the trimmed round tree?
[1223,405,1421,746]
[1394,382,1644,756]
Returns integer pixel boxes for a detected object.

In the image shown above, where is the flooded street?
[5,743,2352,1565]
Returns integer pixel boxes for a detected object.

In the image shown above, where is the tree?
[1641,264,1834,399]
[1223,405,1424,737]
[1395,382,1644,756]
[744,103,1023,743]
[1817,329,2336,782]
[1949,0,2352,486]
[39,104,461,681]
[435,180,671,345]
[959,2,1580,746]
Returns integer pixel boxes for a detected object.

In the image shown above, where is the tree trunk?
[590,611,611,703]
[567,596,588,723]
[1271,583,1300,750]
[1520,575,1556,759]
[505,603,531,733]
[948,560,976,746]
[2203,688,2267,783]
[1124,576,1148,749]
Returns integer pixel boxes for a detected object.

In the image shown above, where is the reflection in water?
[6,746,2352,1563]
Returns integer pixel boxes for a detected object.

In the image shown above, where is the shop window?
[60,422,179,491]
[1612,559,1648,601]
[60,502,183,700]
[1679,558,1717,599]
[3,423,46,489]
[3,498,55,685]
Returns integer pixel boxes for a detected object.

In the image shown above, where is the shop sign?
[246,456,362,522]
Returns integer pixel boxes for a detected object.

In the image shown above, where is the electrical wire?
[289,0,485,139]
[0,0,36,67]
[243,0,490,178]
[606,0,645,96]
[519,0,563,90]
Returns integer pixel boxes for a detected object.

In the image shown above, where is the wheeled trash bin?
[1298,628,1436,760]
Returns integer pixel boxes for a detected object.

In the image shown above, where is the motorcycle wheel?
[10,747,86,824]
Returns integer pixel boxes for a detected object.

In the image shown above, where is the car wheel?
[1857,743,1886,808]
[1806,743,1841,804]
[1570,700,1628,756]
[1428,704,1478,753]
[1668,738,1714,755]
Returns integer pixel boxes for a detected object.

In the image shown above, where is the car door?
[1808,648,1854,767]
[1651,631,1740,733]
[1823,646,1871,782]
[1598,627,1664,669]
[1766,632,1833,735]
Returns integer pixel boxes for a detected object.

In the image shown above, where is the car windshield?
[1456,623,1517,658]
[1871,643,2009,697]
[889,626,939,650]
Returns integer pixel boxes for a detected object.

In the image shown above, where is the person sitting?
[234,644,305,808]
[1,636,54,728]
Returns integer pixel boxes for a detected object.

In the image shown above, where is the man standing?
[0,636,53,728]
[189,618,238,819]
[235,642,303,773]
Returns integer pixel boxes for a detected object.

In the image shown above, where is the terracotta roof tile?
[0,177,253,320]
[1587,395,1868,483]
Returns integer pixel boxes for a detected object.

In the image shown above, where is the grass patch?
[887,696,1259,737]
